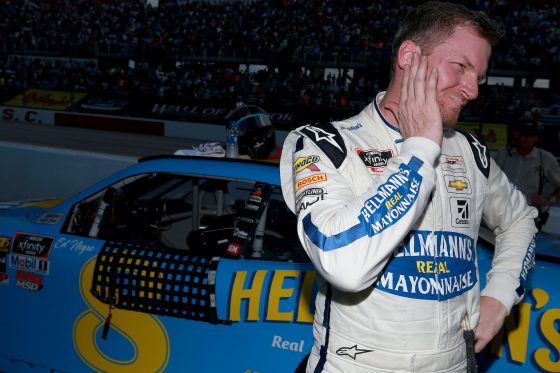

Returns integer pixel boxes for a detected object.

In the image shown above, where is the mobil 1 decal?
[357,148,393,173]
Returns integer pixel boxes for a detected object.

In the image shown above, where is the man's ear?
[397,40,422,69]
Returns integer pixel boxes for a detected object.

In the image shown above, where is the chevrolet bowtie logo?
[449,179,469,191]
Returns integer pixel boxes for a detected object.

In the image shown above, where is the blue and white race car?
[0,155,558,372]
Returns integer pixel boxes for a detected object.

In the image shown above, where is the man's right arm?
[280,130,439,292]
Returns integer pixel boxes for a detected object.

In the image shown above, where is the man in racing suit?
[280,2,537,372]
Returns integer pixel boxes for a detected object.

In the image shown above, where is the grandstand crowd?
[0,0,559,126]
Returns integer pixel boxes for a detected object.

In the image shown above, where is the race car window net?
[64,171,307,261]
[91,241,227,323]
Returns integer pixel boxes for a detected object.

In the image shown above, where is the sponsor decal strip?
[303,157,423,251]
[358,160,423,236]
[377,230,477,301]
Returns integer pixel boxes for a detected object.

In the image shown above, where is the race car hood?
[0,198,65,221]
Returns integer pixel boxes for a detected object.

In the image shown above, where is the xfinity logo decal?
[450,198,470,227]
[357,148,392,173]
[336,345,372,360]
[12,233,54,258]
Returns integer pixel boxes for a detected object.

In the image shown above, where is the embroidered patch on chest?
[356,148,393,173]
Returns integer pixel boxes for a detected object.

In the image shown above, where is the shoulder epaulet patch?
[299,122,347,169]
[295,135,304,152]
[457,130,490,178]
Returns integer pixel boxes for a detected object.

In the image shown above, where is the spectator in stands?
[494,116,560,228]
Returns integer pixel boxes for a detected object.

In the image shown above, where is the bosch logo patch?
[295,173,327,192]
[16,270,43,291]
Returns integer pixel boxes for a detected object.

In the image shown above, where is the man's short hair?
[390,1,502,72]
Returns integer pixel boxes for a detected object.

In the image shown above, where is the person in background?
[494,117,560,228]
[280,2,537,372]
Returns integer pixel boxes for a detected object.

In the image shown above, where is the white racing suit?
[280,93,538,372]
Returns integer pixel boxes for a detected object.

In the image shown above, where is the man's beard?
[438,94,464,128]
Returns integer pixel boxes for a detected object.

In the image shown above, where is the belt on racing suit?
[326,329,467,372]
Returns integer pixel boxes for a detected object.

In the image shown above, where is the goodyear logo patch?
[293,155,321,173]
[358,162,422,236]
[376,230,476,301]
[295,173,327,192]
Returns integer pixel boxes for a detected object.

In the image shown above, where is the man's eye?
[455,63,466,70]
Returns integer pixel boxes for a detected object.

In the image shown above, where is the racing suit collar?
[373,91,401,134]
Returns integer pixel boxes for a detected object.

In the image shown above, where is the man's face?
[426,25,492,127]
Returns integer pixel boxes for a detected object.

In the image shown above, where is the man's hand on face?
[398,52,443,147]
[475,296,508,353]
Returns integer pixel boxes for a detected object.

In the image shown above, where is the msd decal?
[15,270,43,291]
[357,148,393,173]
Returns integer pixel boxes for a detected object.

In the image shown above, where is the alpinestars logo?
[336,345,372,360]
[303,126,344,152]
[450,197,470,227]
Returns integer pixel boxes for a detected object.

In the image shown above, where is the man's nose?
[463,74,479,101]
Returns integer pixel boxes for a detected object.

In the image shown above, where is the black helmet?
[226,103,275,159]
